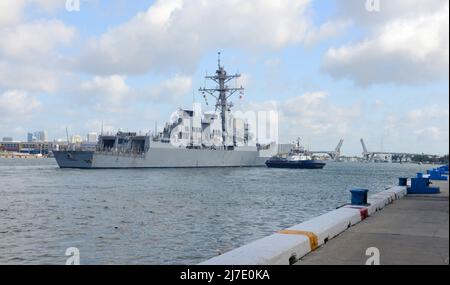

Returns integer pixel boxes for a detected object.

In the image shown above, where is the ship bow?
[53,151,95,169]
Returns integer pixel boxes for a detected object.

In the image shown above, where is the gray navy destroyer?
[53,56,277,169]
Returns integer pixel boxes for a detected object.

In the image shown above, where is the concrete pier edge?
[200,184,409,265]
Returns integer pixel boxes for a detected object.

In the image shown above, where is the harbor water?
[0,158,430,264]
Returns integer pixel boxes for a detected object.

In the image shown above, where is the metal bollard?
[350,189,369,206]
[398,178,408,186]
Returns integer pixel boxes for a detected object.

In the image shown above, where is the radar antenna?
[199,52,244,149]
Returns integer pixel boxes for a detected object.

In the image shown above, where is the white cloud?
[323,1,449,86]
[0,0,67,28]
[241,91,361,144]
[0,0,26,28]
[30,0,67,13]
[407,105,450,124]
[145,74,192,103]
[304,19,351,45]
[379,104,449,154]
[79,0,344,75]
[0,90,42,119]
[81,75,130,98]
[79,74,192,112]
[414,127,443,141]
[0,3,76,94]
[81,75,131,111]
[280,92,361,136]
[241,92,448,154]
[0,61,61,93]
[0,19,75,62]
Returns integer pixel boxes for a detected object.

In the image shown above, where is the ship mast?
[199,52,244,149]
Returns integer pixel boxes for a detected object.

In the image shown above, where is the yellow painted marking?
[278,230,319,251]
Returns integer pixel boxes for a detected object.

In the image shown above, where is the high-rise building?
[27,133,36,142]
[28,131,48,142]
[34,131,48,142]
[87,132,98,144]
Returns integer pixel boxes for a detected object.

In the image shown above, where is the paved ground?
[297,179,449,265]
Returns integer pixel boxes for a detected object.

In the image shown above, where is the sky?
[0,0,448,156]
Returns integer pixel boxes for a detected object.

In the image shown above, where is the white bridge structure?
[310,139,344,160]
[360,138,427,162]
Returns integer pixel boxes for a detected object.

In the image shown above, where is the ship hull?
[265,159,326,169]
[53,148,269,169]
[53,151,95,168]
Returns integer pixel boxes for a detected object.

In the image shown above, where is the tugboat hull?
[265,159,326,169]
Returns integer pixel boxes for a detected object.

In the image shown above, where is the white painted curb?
[199,186,407,265]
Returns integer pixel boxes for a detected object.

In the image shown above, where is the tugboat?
[265,138,326,169]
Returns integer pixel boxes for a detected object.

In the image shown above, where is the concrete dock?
[296,180,449,265]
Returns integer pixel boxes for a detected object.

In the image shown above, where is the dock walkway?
[296,180,449,265]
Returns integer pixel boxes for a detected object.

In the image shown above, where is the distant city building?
[2,137,13,142]
[28,131,48,142]
[27,133,35,143]
[87,132,98,144]
[70,135,83,144]
[34,131,48,142]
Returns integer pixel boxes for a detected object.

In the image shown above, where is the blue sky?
[0,0,448,155]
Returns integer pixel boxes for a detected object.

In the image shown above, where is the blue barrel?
[350,189,369,205]
[417,173,423,178]
[398,178,408,186]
